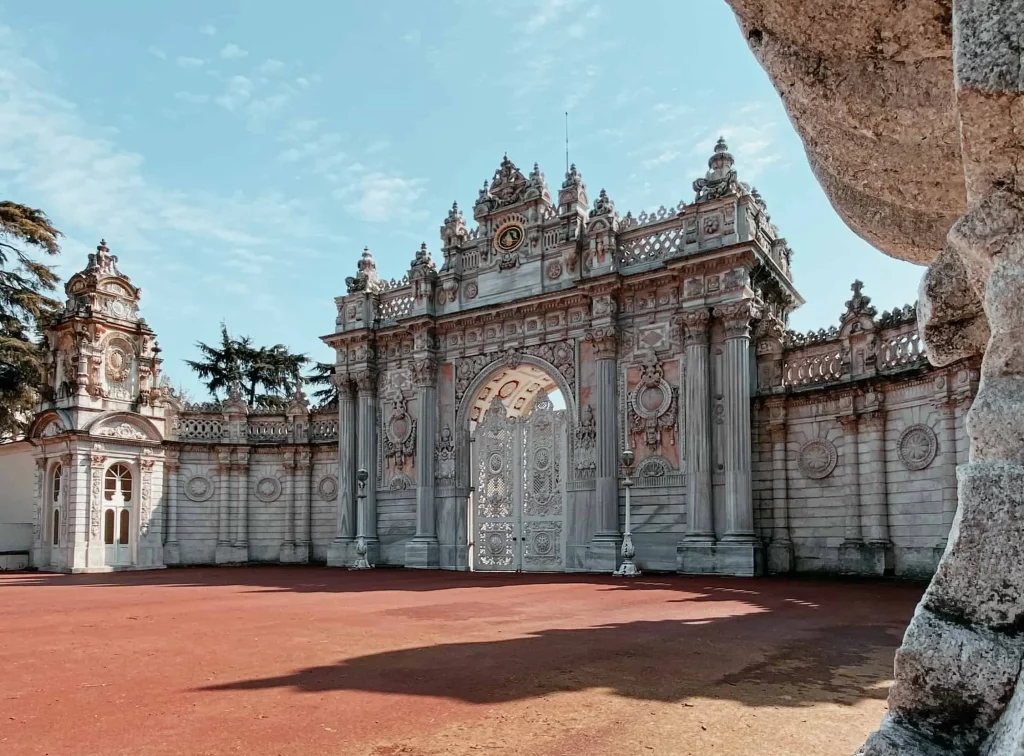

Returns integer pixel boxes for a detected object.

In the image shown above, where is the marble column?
[164,450,181,565]
[233,448,250,562]
[858,405,891,573]
[766,418,793,573]
[280,451,297,558]
[840,414,863,544]
[215,448,234,563]
[718,302,757,541]
[354,369,380,564]
[681,309,714,542]
[407,356,440,568]
[296,449,311,560]
[587,327,620,570]
[327,376,356,566]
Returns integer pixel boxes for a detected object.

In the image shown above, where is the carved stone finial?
[843,279,877,320]
[345,247,381,294]
[693,136,741,203]
[589,188,616,218]
[410,242,435,273]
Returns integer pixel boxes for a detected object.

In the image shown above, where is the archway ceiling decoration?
[468,364,559,430]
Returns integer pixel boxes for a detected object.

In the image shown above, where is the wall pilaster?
[407,353,440,568]
[766,403,793,573]
[327,376,356,566]
[680,309,713,542]
[585,325,620,570]
[164,449,180,565]
[354,368,380,564]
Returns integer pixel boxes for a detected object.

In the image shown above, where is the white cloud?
[524,0,581,32]
[0,25,324,258]
[337,172,426,223]
[176,56,205,70]
[147,45,167,60]
[257,58,285,74]
[200,24,217,36]
[401,30,421,43]
[220,43,248,60]
[174,91,210,104]
[642,150,680,169]
[365,139,389,154]
[214,75,254,110]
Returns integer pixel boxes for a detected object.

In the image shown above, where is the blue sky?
[0,0,925,399]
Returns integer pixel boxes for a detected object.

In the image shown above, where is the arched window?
[104,463,133,502]
[51,463,62,503]
[104,509,115,545]
[52,510,60,546]
[119,510,130,545]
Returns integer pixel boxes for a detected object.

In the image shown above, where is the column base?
[163,542,181,566]
[586,535,621,572]
[279,541,310,564]
[677,541,764,577]
[326,538,354,567]
[215,543,248,564]
[767,540,794,574]
[840,541,891,576]
[405,537,440,569]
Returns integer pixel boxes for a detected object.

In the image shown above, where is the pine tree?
[0,202,62,439]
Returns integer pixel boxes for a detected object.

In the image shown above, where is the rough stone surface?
[724,0,1024,752]
[924,463,1024,632]
[887,606,1022,750]
[985,673,1024,756]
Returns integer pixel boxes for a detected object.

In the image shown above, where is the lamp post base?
[613,532,641,577]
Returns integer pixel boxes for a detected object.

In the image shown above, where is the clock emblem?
[495,222,525,253]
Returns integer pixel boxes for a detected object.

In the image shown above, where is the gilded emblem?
[494,222,525,253]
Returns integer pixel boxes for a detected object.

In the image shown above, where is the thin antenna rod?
[565,111,570,174]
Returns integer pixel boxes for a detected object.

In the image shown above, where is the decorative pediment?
[27,410,73,440]
[85,413,163,443]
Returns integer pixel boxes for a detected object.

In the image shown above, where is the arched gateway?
[324,143,809,575]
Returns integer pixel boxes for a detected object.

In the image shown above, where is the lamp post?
[352,468,374,570]
[614,450,640,577]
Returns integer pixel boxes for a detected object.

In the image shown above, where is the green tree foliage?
[0,202,62,439]
[305,361,339,409]
[185,323,310,407]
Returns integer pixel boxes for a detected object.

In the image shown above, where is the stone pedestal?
[839,541,890,576]
[766,540,793,574]
[326,539,354,567]
[405,538,441,569]
[677,541,764,577]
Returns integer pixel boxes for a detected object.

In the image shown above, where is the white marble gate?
[471,392,566,572]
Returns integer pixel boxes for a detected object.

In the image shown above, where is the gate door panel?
[521,392,566,572]
[473,397,519,571]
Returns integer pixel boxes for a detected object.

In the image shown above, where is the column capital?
[411,356,439,388]
[330,372,354,398]
[838,413,859,430]
[680,308,711,346]
[585,326,618,360]
[714,299,763,340]
[216,448,232,471]
[352,368,378,396]
[860,409,886,430]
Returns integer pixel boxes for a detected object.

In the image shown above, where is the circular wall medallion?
[532,531,553,555]
[488,451,504,474]
[533,447,551,471]
[111,299,129,318]
[106,347,130,382]
[630,381,672,420]
[494,221,525,253]
[899,424,938,471]
[184,475,214,502]
[254,476,282,502]
[318,475,338,501]
[486,532,506,556]
[464,282,478,300]
[546,261,563,279]
[798,439,838,480]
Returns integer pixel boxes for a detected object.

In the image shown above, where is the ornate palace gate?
[471,393,567,572]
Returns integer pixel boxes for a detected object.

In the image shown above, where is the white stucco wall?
[0,440,35,553]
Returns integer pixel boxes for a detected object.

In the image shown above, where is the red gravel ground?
[0,567,923,756]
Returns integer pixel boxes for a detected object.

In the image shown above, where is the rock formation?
[723,0,1024,752]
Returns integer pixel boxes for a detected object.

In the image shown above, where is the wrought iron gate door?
[472,393,566,572]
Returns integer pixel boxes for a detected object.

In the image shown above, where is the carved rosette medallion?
[898,424,938,471]
[464,282,478,300]
[384,394,416,470]
[318,475,338,501]
[254,477,282,503]
[184,475,215,502]
[628,355,678,451]
[798,438,838,480]
[106,346,130,382]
